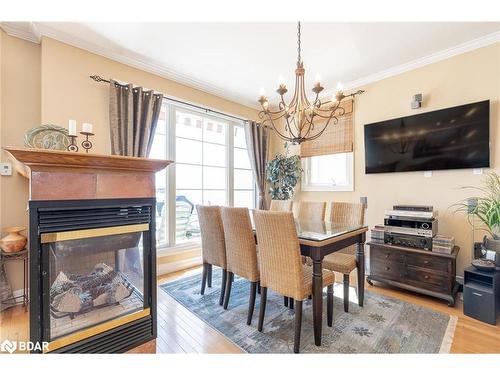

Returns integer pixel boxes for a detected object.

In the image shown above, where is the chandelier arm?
[265,113,298,142]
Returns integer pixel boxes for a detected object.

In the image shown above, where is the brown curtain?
[109,79,164,157]
[244,121,269,209]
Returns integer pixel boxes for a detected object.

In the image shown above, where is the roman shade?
[300,99,354,158]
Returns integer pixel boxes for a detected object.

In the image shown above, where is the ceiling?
[2,22,500,109]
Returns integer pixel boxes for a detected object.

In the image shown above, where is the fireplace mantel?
[3,147,173,201]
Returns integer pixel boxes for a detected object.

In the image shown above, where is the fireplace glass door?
[42,224,149,342]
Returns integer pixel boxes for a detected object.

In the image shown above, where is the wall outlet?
[0,163,12,176]
[473,168,483,175]
[424,171,432,178]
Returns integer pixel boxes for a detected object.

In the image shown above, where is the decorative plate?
[24,124,70,150]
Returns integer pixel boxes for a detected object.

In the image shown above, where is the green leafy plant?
[266,142,303,200]
[453,172,500,239]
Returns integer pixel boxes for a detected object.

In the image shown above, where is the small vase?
[0,226,27,253]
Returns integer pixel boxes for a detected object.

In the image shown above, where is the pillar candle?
[68,120,77,136]
[82,123,93,133]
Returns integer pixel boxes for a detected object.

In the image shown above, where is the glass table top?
[294,220,366,242]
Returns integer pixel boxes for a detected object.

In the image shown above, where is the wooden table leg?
[312,258,323,346]
[356,235,366,307]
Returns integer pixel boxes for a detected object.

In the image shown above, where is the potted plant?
[453,172,500,265]
[266,142,303,200]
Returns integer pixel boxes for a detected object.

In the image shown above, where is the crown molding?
[2,22,498,109]
[323,30,500,97]
[0,22,41,43]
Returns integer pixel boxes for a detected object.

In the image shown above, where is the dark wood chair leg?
[247,281,257,325]
[258,287,267,332]
[308,295,312,300]
[343,273,350,313]
[207,264,212,288]
[201,263,208,295]
[327,284,333,327]
[356,239,365,307]
[257,281,261,295]
[284,296,289,307]
[294,300,303,353]
[219,269,227,306]
[223,271,233,310]
[289,298,294,310]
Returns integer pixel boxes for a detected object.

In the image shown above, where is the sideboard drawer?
[405,252,450,274]
[371,245,405,263]
[371,259,405,281]
[405,266,450,293]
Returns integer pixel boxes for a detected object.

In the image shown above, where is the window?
[150,101,256,249]
[302,152,354,192]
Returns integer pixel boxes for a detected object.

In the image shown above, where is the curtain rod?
[89,74,268,128]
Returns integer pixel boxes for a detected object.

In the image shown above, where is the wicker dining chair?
[196,205,227,306]
[252,210,335,353]
[220,207,260,325]
[297,201,326,222]
[323,202,366,312]
[269,199,293,212]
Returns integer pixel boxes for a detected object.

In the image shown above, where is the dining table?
[279,220,368,346]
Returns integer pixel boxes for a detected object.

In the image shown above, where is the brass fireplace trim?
[45,307,151,353]
[41,223,149,243]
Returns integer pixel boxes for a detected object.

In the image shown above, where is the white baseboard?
[157,256,202,276]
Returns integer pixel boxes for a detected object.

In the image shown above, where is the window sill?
[301,185,354,192]
[157,242,201,257]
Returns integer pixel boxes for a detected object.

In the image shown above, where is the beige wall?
[0,31,40,292]
[0,34,259,291]
[271,42,500,276]
[40,37,259,154]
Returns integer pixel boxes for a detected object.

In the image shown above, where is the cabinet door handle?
[424,260,429,265]
[424,275,429,280]
[473,292,483,297]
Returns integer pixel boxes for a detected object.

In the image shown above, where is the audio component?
[384,232,433,250]
[393,204,433,212]
[383,217,438,237]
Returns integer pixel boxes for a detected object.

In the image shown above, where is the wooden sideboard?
[367,241,460,306]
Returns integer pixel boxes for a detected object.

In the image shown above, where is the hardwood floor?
[1,266,499,354]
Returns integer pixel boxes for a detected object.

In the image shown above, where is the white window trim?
[156,101,256,250]
[301,152,354,192]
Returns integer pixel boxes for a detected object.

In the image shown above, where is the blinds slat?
[300,99,354,158]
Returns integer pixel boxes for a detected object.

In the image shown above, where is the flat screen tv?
[364,100,490,174]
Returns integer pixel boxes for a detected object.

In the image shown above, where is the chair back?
[297,201,326,222]
[252,210,305,300]
[269,199,293,212]
[196,205,226,268]
[329,202,366,226]
[220,207,259,282]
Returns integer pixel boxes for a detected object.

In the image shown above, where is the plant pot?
[0,226,27,253]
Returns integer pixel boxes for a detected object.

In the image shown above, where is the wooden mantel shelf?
[3,147,173,201]
[3,147,171,174]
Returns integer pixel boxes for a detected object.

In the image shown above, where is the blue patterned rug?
[160,270,457,353]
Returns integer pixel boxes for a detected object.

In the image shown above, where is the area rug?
[160,271,457,353]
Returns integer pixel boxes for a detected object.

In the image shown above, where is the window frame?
[301,152,354,192]
[155,100,256,252]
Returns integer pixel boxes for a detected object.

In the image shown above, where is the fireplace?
[29,198,157,353]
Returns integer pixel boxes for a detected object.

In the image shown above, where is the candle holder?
[79,131,94,153]
[67,135,79,152]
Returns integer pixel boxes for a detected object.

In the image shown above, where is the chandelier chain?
[297,21,301,63]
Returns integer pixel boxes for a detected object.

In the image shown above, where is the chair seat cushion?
[323,252,357,274]
[301,265,335,300]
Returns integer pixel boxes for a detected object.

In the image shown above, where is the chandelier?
[258,22,364,144]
